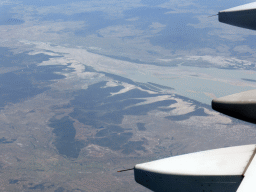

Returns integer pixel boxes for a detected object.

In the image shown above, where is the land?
[0,47,254,191]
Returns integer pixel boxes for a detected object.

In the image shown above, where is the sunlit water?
[124,66,255,105]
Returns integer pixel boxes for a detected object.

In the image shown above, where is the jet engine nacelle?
[219,2,256,30]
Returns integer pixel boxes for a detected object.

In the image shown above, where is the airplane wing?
[134,2,256,192]
[135,144,256,192]
[135,90,256,192]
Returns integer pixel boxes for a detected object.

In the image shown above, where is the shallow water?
[124,66,255,105]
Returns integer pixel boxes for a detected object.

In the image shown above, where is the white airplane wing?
[135,144,256,192]
[134,2,256,191]
[135,90,256,191]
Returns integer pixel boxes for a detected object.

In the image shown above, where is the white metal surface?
[135,145,256,176]
[213,90,256,104]
[212,90,256,124]
[222,2,256,12]
[236,149,256,192]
